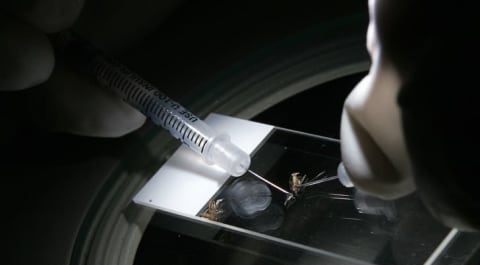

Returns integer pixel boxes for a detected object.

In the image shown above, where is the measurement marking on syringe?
[168,115,176,127]
[199,138,206,149]
[160,111,170,128]
[147,96,160,114]
[118,76,130,91]
[164,115,171,128]
[163,112,171,124]
[99,64,107,76]
[133,86,143,103]
[130,81,139,97]
[150,102,160,117]
[121,79,131,95]
[116,71,126,88]
[125,81,135,100]
[175,119,182,131]
[94,64,106,80]
[161,112,169,128]
[138,91,148,107]
[112,71,121,88]
[142,94,152,107]
[98,63,107,75]
[107,68,118,87]
[118,72,128,90]
[174,118,180,129]
[159,109,167,124]
[188,132,196,141]
[167,115,174,127]
[194,134,201,146]
[159,108,167,122]
[162,112,171,127]
[186,129,193,140]
[198,137,206,148]
[181,129,188,140]
[189,132,197,143]
[118,77,129,93]
[169,114,178,129]
[127,80,137,94]
[121,78,130,93]
[118,78,128,93]
[136,86,146,103]
[200,139,208,153]
[130,86,141,102]
[144,95,155,113]
[100,68,112,87]
[94,63,105,76]
[134,86,144,102]
[179,124,187,139]
[128,83,140,100]
[102,65,114,83]
[154,103,163,116]
[173,119,181,130]
[126,86,134,101]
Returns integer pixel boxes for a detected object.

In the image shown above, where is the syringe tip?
[205,135,250,176]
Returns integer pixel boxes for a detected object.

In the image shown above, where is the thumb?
[0,15,54,91]
[340,72,415,200]
[4,0,85,33]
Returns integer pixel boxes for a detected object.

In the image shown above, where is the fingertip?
[91,103,147,138]
[340,109,415,200]
[5,0,85,33]
[0,16,54,91]
[31,64,147,137]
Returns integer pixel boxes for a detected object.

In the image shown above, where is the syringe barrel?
[90,56,250,176]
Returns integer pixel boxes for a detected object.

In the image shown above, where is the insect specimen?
[200,198,225,222]
[289,171,338,196]
[289,172,308,196]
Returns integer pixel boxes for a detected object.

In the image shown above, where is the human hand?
[339,0,415,199]
[0,0,155,137]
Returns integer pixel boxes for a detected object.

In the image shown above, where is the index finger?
[4,0,85,33]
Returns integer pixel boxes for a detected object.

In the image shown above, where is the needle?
[247,170,295,206]
[247,170,293,196]
[297,175,339,188]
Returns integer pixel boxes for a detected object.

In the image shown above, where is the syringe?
[55,32,250,176]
